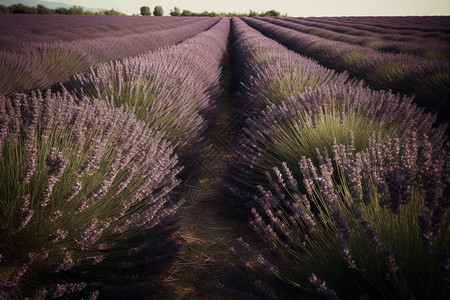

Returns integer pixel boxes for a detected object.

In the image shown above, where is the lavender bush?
[0,90,182,298]
[240,132,449,299]
[226,83,447,214]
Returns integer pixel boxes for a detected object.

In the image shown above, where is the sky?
[16,0,450,16]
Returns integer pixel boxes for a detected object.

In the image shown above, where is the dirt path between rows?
[148,43,263,299]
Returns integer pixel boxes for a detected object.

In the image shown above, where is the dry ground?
[147,51,265,299]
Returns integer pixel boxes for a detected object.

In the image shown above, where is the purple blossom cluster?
[242,17,450,123]
[68,18,230,162]
[0,89,183,298]
[0,15,219,96]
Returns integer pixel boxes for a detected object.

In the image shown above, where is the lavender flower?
[49,252,74,273]
[309,273,340,300]
[383,246,399,273]
[258,254,275,274]
[48,229,68,243]
[18,210,34,229]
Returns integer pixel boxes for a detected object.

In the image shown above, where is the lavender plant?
[240,133,449,299]
[226,83,447,213]
[0,90,182,298]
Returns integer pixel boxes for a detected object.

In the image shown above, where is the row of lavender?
[222,18,449,299]
[265,17,450,59]
[0,15,219,96]
[0,18,230,299]
[242,17,450,124]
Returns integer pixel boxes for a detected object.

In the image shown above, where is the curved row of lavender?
[290,16,450,42]
[221,17,449,299]
[0,16,219,96]
[0,18,230,299]
[242,17,450,123]
[68,18,230,164]
[265,17,450,59]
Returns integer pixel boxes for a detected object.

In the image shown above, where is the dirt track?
[149,44,263,299]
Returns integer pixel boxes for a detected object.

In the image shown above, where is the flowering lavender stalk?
[309,273,340,300]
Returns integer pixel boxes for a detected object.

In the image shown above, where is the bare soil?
[148,49,264,299]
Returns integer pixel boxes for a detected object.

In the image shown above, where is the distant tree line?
[170,7,287,17]
[0,3,125,15]
[169,8,285,17]
[139,5,284,17]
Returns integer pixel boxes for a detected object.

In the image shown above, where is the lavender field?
[0,14,449,299]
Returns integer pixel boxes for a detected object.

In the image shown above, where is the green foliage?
[9,4,37,14]
[181,9,192,16]
[0,4,10,13]
[153,5,164,16]
[170,7,181,16]
[67,6,84,15]
[36,4,52,14]
[171,8,286,17]
[262,10,281,17]
[6,4,124,15]
[99,8,125,15]
[140,6,151,16]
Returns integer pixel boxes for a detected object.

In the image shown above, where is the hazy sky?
[43,0,450,16]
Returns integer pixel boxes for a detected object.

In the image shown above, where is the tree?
[54,7,69,14]
[248,10,258,17]
[262,10,281,17]
[153,5,163,16]
[68,6,84,15]
[0,4,10,13]
[37,4,52,14]
[170,7,180,16]
[181,9,192,16]
[9,4,37,14]
[140,6,151,16]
